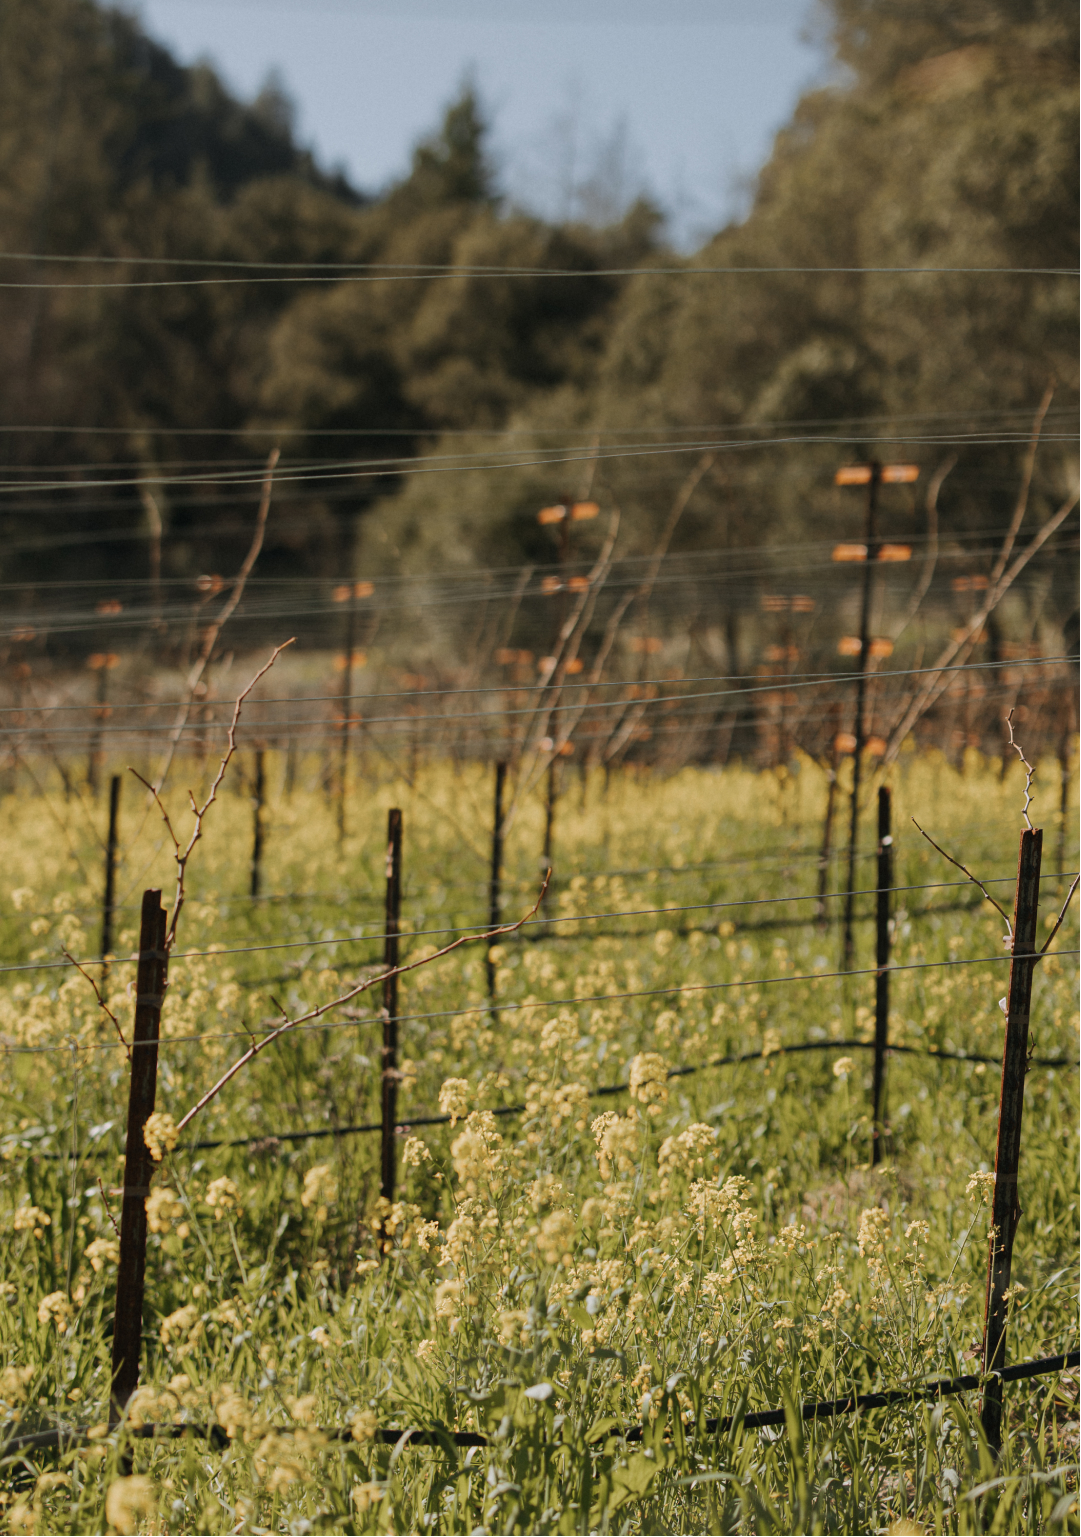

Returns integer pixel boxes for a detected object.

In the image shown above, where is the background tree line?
[0,0,1076,651]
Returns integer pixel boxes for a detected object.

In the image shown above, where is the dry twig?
[175,872,551,1132]
[133,640,294,952]
[1005,708,1035,831]
[62,949,129,1057]
[882,388,1072,763]
[912,819,1013,938]
[1039,875,1080,960]
[96,1176,121,1240]
[153,448,279,794]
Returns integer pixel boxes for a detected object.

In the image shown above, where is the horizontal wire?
[0,520,1055,561]
[2,403,1076,439]
[0,651,1069,716]
[6,1351,1078,1455]
[51,847,884,917]
[184,1036,1076,1150]
[4,949,1076,1058]
[0,567,1065,632]
[20,1034,1075,1160]
[1,657,1069,742]
[4,429,1078,497]
[0,872,1045,977]
[2,262,1075,294]
[5,252,1078,275]
[32,841,1079,928]
[3,427,1074,490]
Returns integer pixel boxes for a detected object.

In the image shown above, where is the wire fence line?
[2,655,1070,731]
[179,1037,1076,1154]
[4,435,1080,504]
[21,895,1031,984]
[13,1036,1075,1163]
[4,654,1062,714]
[6,250,1078,274]
[3,1351,1077,1461]
[2,948,1077,1060]
[1,871,1065,977]
[10,429,1076,500]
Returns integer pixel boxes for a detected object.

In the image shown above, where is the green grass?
[0,748,1077,1533]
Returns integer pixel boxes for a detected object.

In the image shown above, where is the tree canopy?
[0,0,1075,632]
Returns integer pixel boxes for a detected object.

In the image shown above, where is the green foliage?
[0,0,1075,608]
[0,749,1077,1531]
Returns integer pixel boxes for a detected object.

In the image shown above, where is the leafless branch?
[134,640,294,953]
[62,949,129,1057]
[499,508,622,830]
[882,488,1078,763]
[912,818,1013,936]
[96,1176,121,1240]
[988,380,1054,590]
[1039,874,1079,958]
[1005,708,1035,831]
[153,447,279,794]
[576,432,601,501]
[891,452,954,643]
[542,452,716,775]
[175,872,551,1132]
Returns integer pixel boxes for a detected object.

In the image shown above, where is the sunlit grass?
[0,747,1077,1533]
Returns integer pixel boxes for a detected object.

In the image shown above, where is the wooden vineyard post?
[379,809,403,1241]
[86,655,112,798]
[871,785,892,1165]
[250,748,266,900]
[541,758,558,913]
[816,704,842,926]
[486,761,506,1011]
[337,586,358,841]
[980,826,1042,1454]
[100,774,121,970]
[841,463,881,972]
[110,889,168,1420]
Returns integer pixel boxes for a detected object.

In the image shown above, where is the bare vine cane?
[60,643,293,1437]
[152,448,280,796]
[173,872,550,1135]
[132,640,295,956]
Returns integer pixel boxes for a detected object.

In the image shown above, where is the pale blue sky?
[134,0,828,246]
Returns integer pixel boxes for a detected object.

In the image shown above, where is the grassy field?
[0,745,1077,1534]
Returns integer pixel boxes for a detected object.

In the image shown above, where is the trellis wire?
[3,1350,1076,1461]
[2,870,1069,977]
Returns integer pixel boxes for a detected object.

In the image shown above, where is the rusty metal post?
[250,749,266,900]
[817,703,842,926]
[337,588,358,840]
[842,462,881,971]
[871,785,892,1165]
[379,810,403,1233]
[486,762,506,1009]
[110,890,168,1420]
[541,758,558,913]
[980,826,1042,1453]
[87,661,110,798]
[100,774,121,968]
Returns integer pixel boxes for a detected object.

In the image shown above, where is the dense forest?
[0,0,1077,632]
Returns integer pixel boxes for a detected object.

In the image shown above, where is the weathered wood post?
[871,785,892,1165]
[980,826,1042,1453]
[100,774,121,970]
[379,809,403,1243]
[110,890,168,1420]
[486,761,506,1010]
